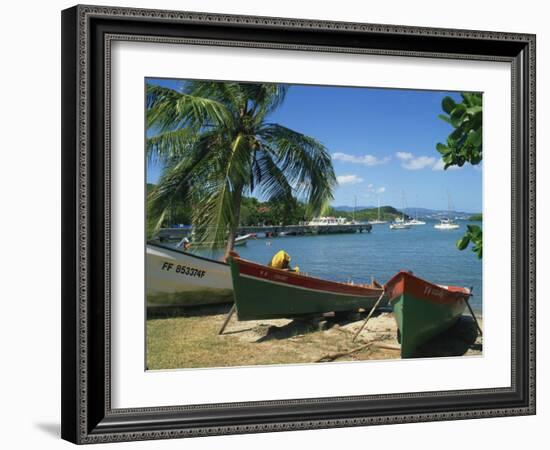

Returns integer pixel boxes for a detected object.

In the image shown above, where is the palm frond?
[190,133,253,247]
[245,83,289,122]
[146,128,198,164]
[259,123,336,214]
[146,84,232,132]
[184,81,244,117]
[147,132,226,234]
[251,147,294,202]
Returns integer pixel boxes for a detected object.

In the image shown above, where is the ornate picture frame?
[61,5,535,444]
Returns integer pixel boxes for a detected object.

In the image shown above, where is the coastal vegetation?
[240,199,407,225]
[146,81,336,255]
[469,213,482,221]
[437,93,483,258]
[146,187,407,230]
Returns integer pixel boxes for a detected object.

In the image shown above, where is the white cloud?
[402,156,436,170]
[395,151,414,161]
[363,184,386,197]
[337,174,364,185]
[396,151,436,170]
[432,158,463,171]
[332,152,390,166]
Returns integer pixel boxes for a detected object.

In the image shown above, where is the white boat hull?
[234,233,253,246]
[146,244,233,306]
[434,223,460,230]
[389,223,411,229]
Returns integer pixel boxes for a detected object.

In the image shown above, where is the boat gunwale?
[385,271,471,305]
[230,255,383,297]
[147,242,228,267]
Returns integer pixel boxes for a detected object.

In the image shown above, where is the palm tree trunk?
[224,183,244,258]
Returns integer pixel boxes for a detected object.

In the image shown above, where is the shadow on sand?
[252,310,481,358]
[254,308,391,342]
[147,302,233,319]
[412,315,481,358]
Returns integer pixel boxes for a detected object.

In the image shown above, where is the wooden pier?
[158,223,372,240]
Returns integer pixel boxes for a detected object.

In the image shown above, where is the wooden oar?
[218,304,236,335]
[352,289,386,342]
[466,286,483,337]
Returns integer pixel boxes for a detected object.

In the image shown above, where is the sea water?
[192,220,483,313]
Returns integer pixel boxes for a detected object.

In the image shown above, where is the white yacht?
[389,222,411,230]
[434,193,460,230]
[407,218,426,226]
[389,192,411,230]
[434,218,460,230]
[369,197,388,225]
[405,196,426,225]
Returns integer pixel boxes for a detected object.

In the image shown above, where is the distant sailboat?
[434,192,460,230]
[407,195,426,226]
[369,196,388,225]
[390,192,411,230]
[434,218,460,230]
[351,195,359,224]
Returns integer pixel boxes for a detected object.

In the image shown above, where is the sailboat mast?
[353,195,356,222]
[402,191,405,221]
[446,190,453,220]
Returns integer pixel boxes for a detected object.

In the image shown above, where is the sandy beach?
[146,304,482,370]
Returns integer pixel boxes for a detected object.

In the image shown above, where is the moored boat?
[406,218,426,226]
[234,233,254,246]
[369,196,388,225]
[390,191,411,229]
[389,222,411,230]
[227,253,384,320]
[434,192,460,230]
[146,242,233,306]
[406,196,426,225]
[434,218,460,230]
[385,271,470,358]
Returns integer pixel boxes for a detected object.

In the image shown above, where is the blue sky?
[146,79,482,213]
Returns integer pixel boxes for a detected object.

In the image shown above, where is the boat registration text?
[161,261,206,278]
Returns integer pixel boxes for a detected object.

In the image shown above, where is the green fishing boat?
[385,271,471,358]
[227,254,384,321]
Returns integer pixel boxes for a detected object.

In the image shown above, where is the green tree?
[437,92,483,258]
[146,81,336,256]
[456,225,482,259]
[436,93,482,169]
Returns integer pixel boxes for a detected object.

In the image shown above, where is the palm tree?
[146,81,336,257]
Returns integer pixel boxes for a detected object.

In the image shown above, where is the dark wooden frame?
[61,4,536,444]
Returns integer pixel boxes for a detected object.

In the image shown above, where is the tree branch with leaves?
[436,92,483,258]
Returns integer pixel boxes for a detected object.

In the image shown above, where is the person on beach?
[268,250,299,272]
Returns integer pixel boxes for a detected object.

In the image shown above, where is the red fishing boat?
[227,254,384,320]
[385,271,471,358]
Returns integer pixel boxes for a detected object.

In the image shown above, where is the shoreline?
[146,304,483,370]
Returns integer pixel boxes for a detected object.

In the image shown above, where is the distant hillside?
[332,205,375,212]
[402,207,475,219]
[332,204,475,220]
[327,205,409,222]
